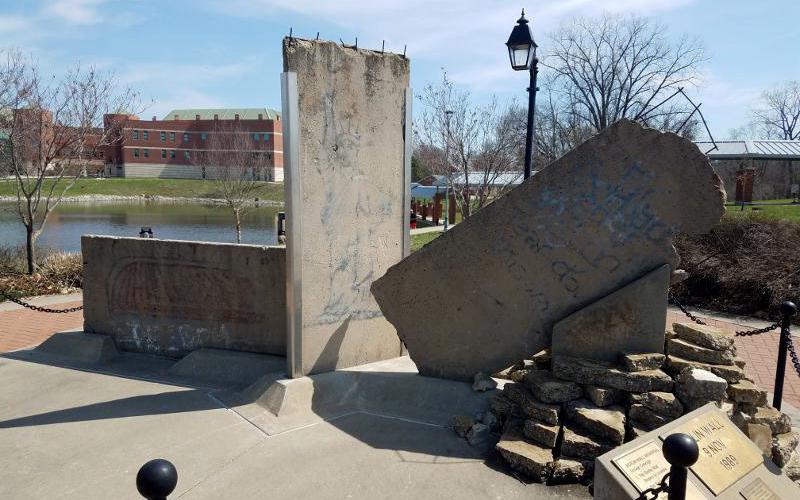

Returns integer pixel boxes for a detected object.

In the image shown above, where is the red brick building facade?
[104,108,283,181]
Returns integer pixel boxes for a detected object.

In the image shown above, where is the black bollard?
[773,300,797,411]
[136,459,178,500]
[662,433,699,500]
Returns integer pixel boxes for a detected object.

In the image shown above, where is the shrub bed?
[673,214,800,320]
[0,247,83,300]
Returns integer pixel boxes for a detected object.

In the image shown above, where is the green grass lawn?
[411,232,441,252]
[0,178,284,202]
[724,204,800,223]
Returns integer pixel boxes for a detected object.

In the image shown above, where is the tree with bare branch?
[544,14,705,134]
[0,51,139,274]
[194,121,269,243]
[416,71,521,219]
[752,81,800,140]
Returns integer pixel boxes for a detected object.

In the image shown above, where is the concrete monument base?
[226,356,496,436]
[34,330,119,365]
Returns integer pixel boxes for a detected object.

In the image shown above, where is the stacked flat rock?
[674,367,728,411]
[666,323,746,382]
[462,332,798,486]
[627,391,684,435]
[560,400,625,463]
[490,380,594,484]
[668,322,798,467]
[552,356,674,393]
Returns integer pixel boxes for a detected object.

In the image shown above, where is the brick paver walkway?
[667,310,800,409]
[0,300,82,353]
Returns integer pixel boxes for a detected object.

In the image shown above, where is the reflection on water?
[0,202,280,252]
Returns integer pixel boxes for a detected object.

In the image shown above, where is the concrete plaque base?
[594,404,799,499]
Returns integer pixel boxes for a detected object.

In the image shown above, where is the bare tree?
[752,81,800,140]
[417,71,521,219]
[0,51,139,274]
[544,14,705,133]
[194,121,268,243]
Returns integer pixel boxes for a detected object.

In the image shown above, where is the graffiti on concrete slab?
[108,258,266,324]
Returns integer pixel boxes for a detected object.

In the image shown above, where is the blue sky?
[1,0,798,139]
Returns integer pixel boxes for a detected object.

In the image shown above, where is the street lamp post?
[506,9,538,180]
[443,109,453,231]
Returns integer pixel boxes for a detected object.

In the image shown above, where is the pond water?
[0,201,281,253]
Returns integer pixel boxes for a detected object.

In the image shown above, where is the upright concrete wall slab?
[282,38,409,375]
[82,236,286,357]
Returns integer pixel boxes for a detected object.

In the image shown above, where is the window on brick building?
[143,131,149,140]
[143,149,149,158]
[161,149,166,159]
[170,132,175,143]
[133,130,139,140]
[133,149,139,158]
[268,153,272,159]
[170,150,176,159]
[184,151,190,160]
[263,133,269,141]
[183,133,189,143]
[160,131,166,143]
[253,133,259,141]
[201,132,207,141]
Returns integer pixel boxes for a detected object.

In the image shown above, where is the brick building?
[103,108,283,181]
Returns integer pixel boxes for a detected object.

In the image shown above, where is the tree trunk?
[234,208,242,244]
[25,225,36,275]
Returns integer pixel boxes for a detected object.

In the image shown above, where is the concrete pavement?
[0,349,588,499]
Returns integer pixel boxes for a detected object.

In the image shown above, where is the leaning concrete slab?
[551,264,671,363]
[82,236,286,357]
[281,38,410,376]
[34,330,119,365]
[372,120,725,381]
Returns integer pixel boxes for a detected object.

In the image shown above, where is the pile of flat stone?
[453,322,800,486]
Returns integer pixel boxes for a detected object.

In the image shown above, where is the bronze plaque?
[739,477,779,500]
[613,440,706,499]
[665,410,762,495]
[613,441,671,493]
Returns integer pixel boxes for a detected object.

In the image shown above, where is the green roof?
[162,108,280,120]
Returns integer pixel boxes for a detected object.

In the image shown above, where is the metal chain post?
[773,301,797,410]
[0,292,83,313]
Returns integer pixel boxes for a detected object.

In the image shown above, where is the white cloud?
[46,0,106,25]
[202,0,696,94]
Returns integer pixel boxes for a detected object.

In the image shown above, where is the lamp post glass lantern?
[506,8,539,180]
[506,10,536,70]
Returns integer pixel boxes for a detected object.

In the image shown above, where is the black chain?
[733,322,781,337]
[636,472,670,500]
[787,334,800,378]
[669,294,780,337]
[0,292,83,313]
[669,293,707,325]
